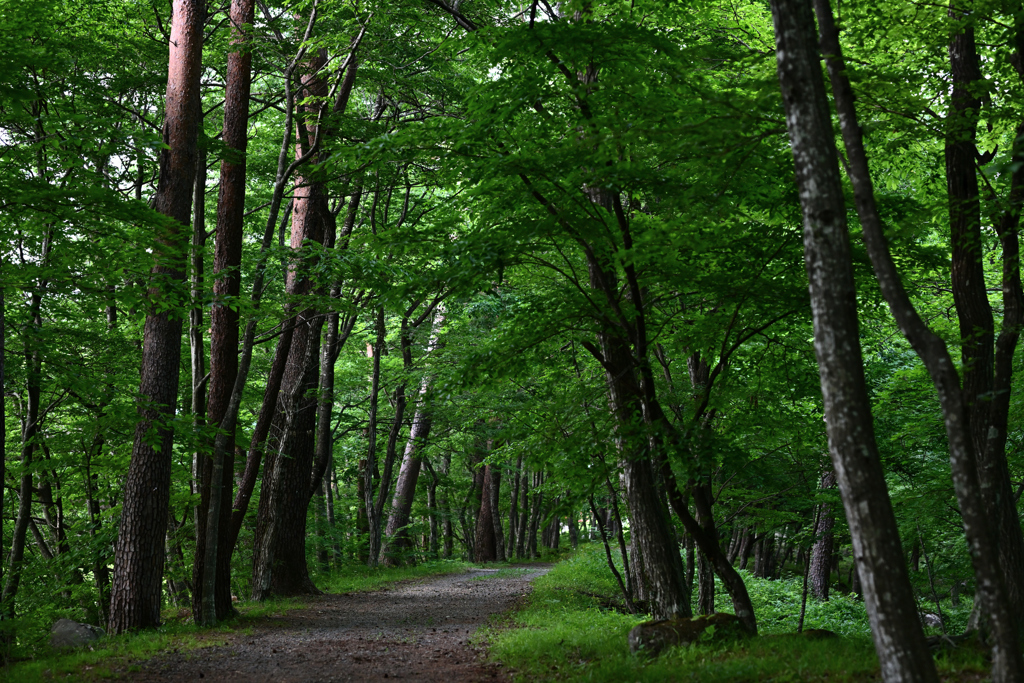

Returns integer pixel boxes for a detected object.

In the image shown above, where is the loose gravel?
[121,565,551,682]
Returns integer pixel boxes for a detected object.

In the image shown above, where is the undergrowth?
[484,543,989,682]
[1,559,469,683]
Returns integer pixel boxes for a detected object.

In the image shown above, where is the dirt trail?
[122,566,551,683]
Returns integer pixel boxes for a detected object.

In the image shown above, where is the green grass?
[319,558,472,593]
[483,543,989,682]
[2,559,470,683]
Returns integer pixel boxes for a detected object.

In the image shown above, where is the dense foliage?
[3,0,1024,678]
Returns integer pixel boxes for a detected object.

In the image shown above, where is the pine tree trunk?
[108,0,203,633]
[809,469,836,601]
[474,464,498,562]
[192,0,257,625]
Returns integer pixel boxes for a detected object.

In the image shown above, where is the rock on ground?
[628,612,748,656]
[50,619,105,650]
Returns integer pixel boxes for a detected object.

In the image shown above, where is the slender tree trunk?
[516,469,529,559]
[590,496,636,613]
[489,464,506,562]
[2,302,42,618]
[769,2,938,678]
[944,3,1024,628]
[440,454,453,559]
[426,460,439,557]
[809,469,836,601]
[356,459,369,562]
[191,0,257,626]
[382,401,434,565]
[362,309,385,566]
[506,457,521,558]
[0,282,4,621]
[814,1,1023,673]
[380,307,444,564]
[527,472,542,559]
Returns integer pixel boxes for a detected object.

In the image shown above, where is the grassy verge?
[484,543,989,682]
[2,559,471,683]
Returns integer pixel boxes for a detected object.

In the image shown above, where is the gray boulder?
[50,618,105,650]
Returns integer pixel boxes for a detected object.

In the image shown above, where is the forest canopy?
[3,0,1024,680]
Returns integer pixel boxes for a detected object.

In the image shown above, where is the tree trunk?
[426,460,439,557]
[474,464,499,563]
[356,459,369,563]
[361,310,385,566]
[0,283,4,635]
[769,1,938,678]
[251,310,325,598]
[192,0,257,626]
[527,472,542,559]
[382,403,434,565]
[2,300,42,618]
[582,247,691,619]
[108,0,203,633]
[516,470,529,559]
[814,0,1023,673]
[440,454,453,559]
[506,459,521,559]
[809,469,836,601]
[489,465,506,562]
[696,552,714,615]
[381,308,444,565]
[738,529,754,570]
[944,3,1024,630]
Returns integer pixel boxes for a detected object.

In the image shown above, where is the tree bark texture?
[250,40,337,596]
[251,311,324,598]
[192,0,257,625]
[815,0,1023,672]
[944,5,1024,625]
[593,313,691,619]
[770,1,938,680]
[382,403,434,565]
[474,464,499,562]
[808,468,836,601]
[109,0,203,633]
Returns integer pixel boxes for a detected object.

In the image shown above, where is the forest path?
[123,565,552,683]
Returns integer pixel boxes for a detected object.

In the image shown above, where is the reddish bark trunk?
[474,464,498,563]
[108,0,204,634]
[192,0,257,624]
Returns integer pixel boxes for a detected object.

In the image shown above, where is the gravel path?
[122,566,551,682]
